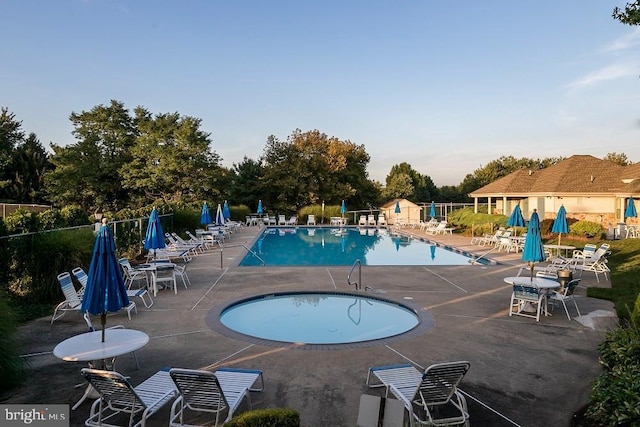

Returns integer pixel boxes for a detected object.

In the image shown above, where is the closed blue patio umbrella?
[144,208,166,260]
[341,200,347,225]
[625,197,637,219]
[257,200,263,216]
[429,201,436,219]
[200,202,212,225]
[522,209,546,279]
[223,200,231,220]
[551,205,569,246]
[507,204,526,236]
[394,201,401,224]
[430,244,436,260]
[215,203,226,226]
[81,220,130,342]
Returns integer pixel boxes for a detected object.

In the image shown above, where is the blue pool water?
[239,227,482,266]
[219,292,423,345]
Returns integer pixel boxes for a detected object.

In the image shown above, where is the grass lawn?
[543,236,640,321]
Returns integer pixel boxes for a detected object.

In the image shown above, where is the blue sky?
[2,1,639,185]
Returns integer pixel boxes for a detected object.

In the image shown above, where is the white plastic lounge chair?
[572,243,611,283]
[81,367,177,427]
[286,216,297,225]
[358,215,367,226]
[75,266,149,311]
[185,230,211,250]
[367,215,376,226]
[377,215,387,227]
[278,215,286,226]
[167,233,202,255]
[366,361,470,426]
[471,227,503,246]
[169,367,264,427]
[548,278,581,320]
[171,232,204,253]
[307,215,316,225]
[434,221,455,235]
[51,272,83,324]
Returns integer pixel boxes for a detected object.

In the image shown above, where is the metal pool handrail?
[348,259,362,290]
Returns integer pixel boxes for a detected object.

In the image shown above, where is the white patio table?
[54,328,149,409]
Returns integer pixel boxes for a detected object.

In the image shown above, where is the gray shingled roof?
[470,155,640,197]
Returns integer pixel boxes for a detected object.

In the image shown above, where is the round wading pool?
[208,291,434,349]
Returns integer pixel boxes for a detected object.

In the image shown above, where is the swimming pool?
[239,227,484,266]
[212,291,434,348]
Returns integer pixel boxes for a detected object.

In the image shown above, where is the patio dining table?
[504,276,560,315]
[543,244,576,258]
[53,328,149,409]
[136,262,177,296]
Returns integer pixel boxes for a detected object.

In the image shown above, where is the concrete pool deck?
[7,225,618,426]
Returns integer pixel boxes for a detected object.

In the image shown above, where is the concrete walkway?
[7,225,617,426]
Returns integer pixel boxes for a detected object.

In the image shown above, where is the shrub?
[633,294,640,332]
[224,408,300,427]
[37,208,64,230]
[569,220,605,239]
[3,208,38,233]
[585,322,640,425]
[0,294,25,393]
[299,204,342,225]
[60,204,91,226]
[447,207,508,235]
[232,204,251,222]
[171,206,198,233]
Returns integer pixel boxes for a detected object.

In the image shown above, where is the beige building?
[468,155,640,228]
[380,198,422,225]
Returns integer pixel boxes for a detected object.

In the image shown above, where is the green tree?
[120,108,222,206]
[604,152,632,166]
[384,162,437,202]
[230,157,264,211]
[458,155,564,196]
[261,129,377,212]
[0,108,26,199]
[44,100,137,211]
[613,1,640,25]
[6,133,50,203]
[383,173,414,199]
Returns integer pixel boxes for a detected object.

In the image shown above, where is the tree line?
[0,102,632,218]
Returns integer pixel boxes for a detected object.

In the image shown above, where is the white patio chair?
[155,260,190,289]
[51,272,83,324]
[153,264,177,296]
[118,258,149,290]
[509,283,547,322]
[307,215,316,225]
[169,367,264,427]
[548,278,581,320]
[81,367,177,427]
[572,243,611,283]
[358,215,367,226]
[366,361,470,427]
[75,266,147,313]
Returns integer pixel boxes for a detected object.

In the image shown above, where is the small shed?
[380,199,422,225]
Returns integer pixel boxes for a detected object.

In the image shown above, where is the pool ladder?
[348,259,371,291]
